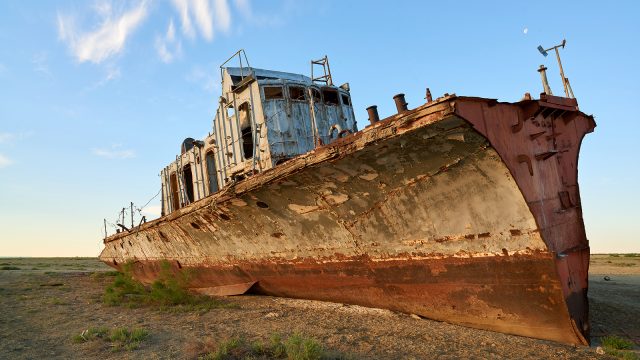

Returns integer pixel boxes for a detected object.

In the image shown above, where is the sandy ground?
[0,255,637,359]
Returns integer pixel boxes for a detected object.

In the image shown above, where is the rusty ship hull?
[100,94,594,345]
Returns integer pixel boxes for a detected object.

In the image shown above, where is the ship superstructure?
[160,52,356,215]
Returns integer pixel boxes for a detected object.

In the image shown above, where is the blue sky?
[0,0,638,256]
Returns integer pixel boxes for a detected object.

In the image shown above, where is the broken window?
[183,164,195,203]
[205,150,219,194]
[289,86,306,101]
[239,102,254,159]
[169,172,180,211]
[263,86,284,100]
[341,94,351,106]
[310,88,322,103]
[322,89,339,105]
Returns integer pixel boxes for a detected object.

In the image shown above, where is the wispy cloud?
[92,144,135,159]
[95,65,121,87]
[186,65,219,92]
[0,62,7,76]
[57,1,149,64]
[0,153,13,168]
[171,0,231,41]
[193,0,214,40]
[141,204,162,218]
[155,19,182,63]
[0,133,15,144]
[32,52,52,77]
[0,131,33,144]
[233,0,251,19]
[233,0,285,27]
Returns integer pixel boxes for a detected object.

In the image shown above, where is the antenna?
[537,39,574,98]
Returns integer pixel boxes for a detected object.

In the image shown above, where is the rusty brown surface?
[454,94,595,343]
[122,252,579,344]
[100,95,594,345]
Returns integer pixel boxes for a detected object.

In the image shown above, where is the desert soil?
[0,254,638,359]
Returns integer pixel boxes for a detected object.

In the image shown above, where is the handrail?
[220,49,251,84]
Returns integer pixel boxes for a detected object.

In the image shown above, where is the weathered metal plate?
[193,281,257,296]
[101,96,594,345]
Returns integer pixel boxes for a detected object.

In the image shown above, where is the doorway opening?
[183,164,194,203]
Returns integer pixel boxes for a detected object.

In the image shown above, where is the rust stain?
[101,95,594,346]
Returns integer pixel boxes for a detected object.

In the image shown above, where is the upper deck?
[159,55,357,216]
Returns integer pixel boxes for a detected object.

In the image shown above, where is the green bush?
[72,327,109,343]
[285,333,324,360]
[602,335,634,350]
[103,260,236,312]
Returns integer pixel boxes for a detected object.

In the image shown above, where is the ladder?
[311,55,333,86]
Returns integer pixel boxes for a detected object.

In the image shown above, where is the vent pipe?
[366,105,380,125]
[393,93,408,114]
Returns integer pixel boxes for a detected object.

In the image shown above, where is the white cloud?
[155,19,182,63]
[234,0,251,19]
[92,144,135,159]
[86,65,121,90]
[214,0,231,33]
[193,0,214,40]
[57,1,149,64]
[523,27,529,35]
[0,153,13,168]
[171,0,232,41]
[172,0,195,38]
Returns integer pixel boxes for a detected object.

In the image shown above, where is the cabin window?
[169,172,180,210]
[289,86,306,101]
[183,164,195,203]
[205,150,219,194]
[263,86,284,100]
[239,102,254,159]
[341,94,351,106]
[322,89,339,105]
[310,88,322,103]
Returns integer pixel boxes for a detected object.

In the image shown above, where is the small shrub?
[103,260,236,312]
[271,333,287,358]
[72,327,109,343]
[1,266,20,270]
[602,335,634,350]
[285,333,324,360]
[197,333,341,360]
[108,327,149,351]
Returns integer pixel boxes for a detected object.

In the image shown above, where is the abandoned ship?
[100,48,595,345]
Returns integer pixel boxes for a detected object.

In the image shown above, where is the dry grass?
[193,333,351,360]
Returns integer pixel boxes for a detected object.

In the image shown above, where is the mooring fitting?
[367,105,380,125]
[393,93,408,114]
[538,65,553,95]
